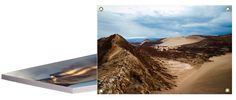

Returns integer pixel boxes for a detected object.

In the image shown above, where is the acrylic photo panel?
[2,54,97,93]
[97,5,232,94]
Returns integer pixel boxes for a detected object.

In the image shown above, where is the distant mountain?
[98,34,176,94]
[139,34,232,66]
[157,36,205,47]
[177,34,232,57]
[127,38,160,43]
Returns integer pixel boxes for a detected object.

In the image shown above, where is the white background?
[0,0,235,100]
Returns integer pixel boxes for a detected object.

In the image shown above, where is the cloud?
[98,6,232,38]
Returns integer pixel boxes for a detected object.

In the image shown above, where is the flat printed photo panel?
[97,5,232,94]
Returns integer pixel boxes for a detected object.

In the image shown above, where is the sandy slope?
[161,59,193,78]
[168,53,232,94]
[158,36,205,47]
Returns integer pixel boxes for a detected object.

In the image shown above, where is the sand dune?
[168,53,232,94]
[162,59,192,76]
[158,36,205,47]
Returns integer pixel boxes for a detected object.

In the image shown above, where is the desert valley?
[97,33,232,94]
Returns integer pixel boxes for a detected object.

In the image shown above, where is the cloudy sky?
[98,6,232,39]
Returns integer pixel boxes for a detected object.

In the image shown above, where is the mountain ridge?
[98,34,176,94]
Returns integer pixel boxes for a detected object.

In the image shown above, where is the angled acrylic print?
[2,54,97,93]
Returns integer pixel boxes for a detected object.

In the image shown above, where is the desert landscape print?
[97,6,232,94]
